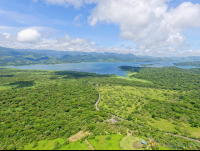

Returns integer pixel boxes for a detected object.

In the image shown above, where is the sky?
[1,0,200,57]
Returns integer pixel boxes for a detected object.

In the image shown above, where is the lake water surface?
[5,62,199,77]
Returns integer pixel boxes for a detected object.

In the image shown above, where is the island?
[139,64,154,67]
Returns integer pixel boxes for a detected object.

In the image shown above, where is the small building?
[141,140,147,145]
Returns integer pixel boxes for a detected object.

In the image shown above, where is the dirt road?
[85,139,95,150]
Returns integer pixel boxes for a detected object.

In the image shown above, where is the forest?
[0,67,200,150]
[174,61,200,67]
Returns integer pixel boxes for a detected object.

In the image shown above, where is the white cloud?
[87,0,200,53]
[29,0,200,55]
[166,2,200,30]
[3,33,11,39]
[17,29,41,43]
[73,14,83,27]
[1,30,200,57]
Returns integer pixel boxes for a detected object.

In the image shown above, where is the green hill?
[0,47,62,66]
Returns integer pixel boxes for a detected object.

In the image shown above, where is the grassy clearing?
[59,141,91,150]
[149,119,200,138]
[180,123,200,138]
[88,134,124,150]
[120,135,144,150]
[24,138,91,150]
[159,146,173,150]
[0,86,12,90]
[69,131,90,142]
[24,131,92,150]
[24,138,65,150]
[120,135,173,150]
[115,72,150,83]
[148,119,176,133]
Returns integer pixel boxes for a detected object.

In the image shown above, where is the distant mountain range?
[0,46,200,66]
[0,47,62,66]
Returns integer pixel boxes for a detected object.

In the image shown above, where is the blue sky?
[1,0,200,57]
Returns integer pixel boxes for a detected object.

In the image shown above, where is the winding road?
[165,133,200,143]
[95,93,100,111]
[94,88,200,143]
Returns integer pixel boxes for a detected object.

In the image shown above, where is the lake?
[4,62,199,77]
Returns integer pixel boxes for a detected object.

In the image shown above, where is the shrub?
[63,139,70,145]
[105,136,111,140]
[32,141,38,148]
[88,134,95,139]
[52,142,62,150]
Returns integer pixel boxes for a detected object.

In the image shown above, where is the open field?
[120,135,144,150]
[24,138,91,150]
[24,131,92,150]
[148,119,176,133]
[69,131,90,142]
[24,138,65,150]
[59,141,91,150]
[87,134,124,150]
[115,72,151,83]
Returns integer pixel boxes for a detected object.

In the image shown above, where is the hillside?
[0,47,63,66]
[174,61,200,67]
[1,47,200,67]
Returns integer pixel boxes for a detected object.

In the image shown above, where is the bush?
[32,141,38,148]
[63,139,70,145]
[52,142,62,150]
[87,124,95,131]
[88,134,95,139]
[105,136,111,140]
[80,136,85,143]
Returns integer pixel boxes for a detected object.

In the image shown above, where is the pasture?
[87,134,124,150]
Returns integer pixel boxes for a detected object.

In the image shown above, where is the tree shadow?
[8,81,35,88]
[53,71,112,79]
[119,66,145,73]
[0,75,14,77]
[25,57,49,61]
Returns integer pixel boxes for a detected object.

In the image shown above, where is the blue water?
[4,62,199,77]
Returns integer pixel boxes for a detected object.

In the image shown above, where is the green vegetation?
[2,46,200,66]
[140,64,154,67]
[1,66,200,150]
[120,135,143,150]
[87,134,124,150]
[59,140,91,150]
[0,47,63,66]
[24,138,91,150]
[174,61,200,67]
[0,68,111,149]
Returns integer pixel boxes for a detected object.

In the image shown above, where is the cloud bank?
[1,0,200,56]
[38,0,200,54]
[87,0,200,52]
[1,27,200,57]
